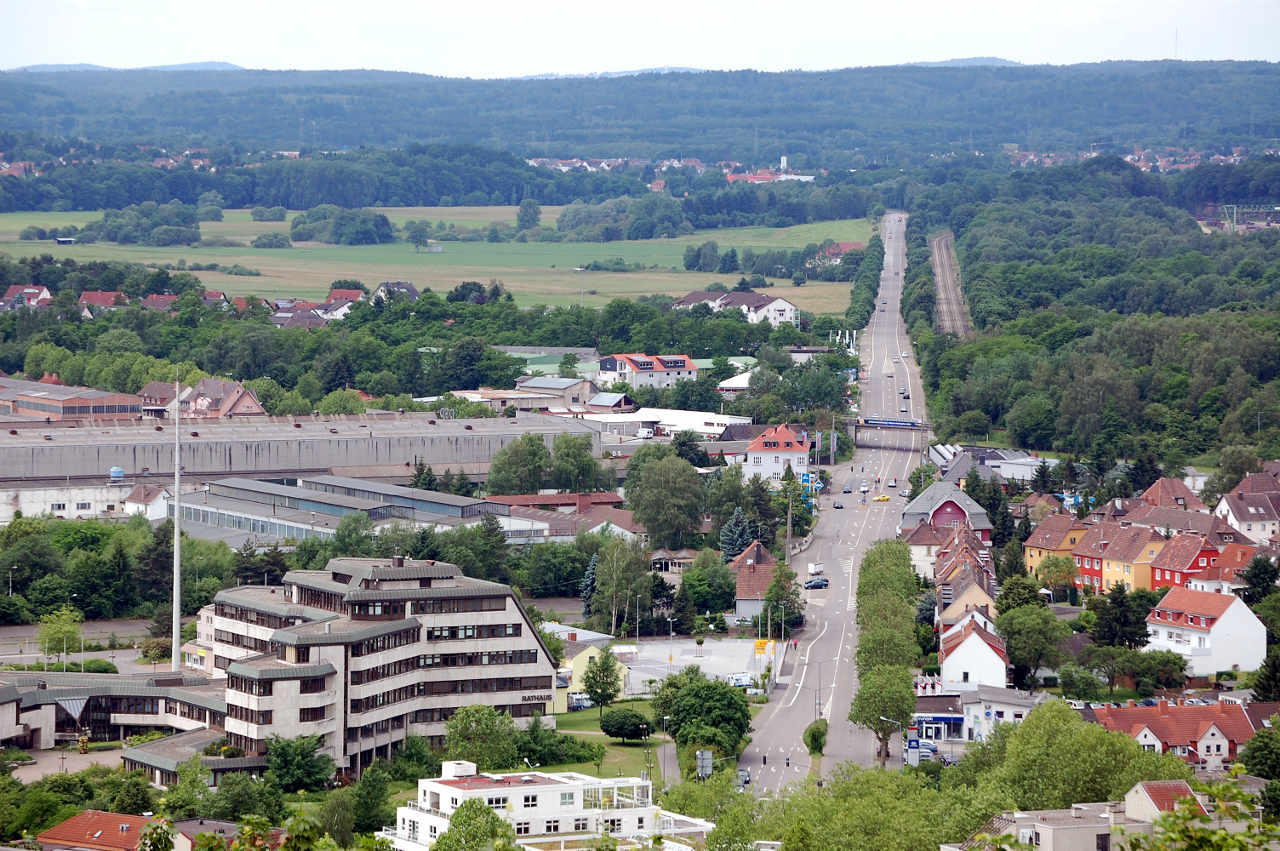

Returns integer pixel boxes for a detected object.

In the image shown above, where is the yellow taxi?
[873,494,890,502]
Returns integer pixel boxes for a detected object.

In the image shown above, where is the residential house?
[941,780,1214,851]
[715,369,755,397]
[561,643,631,699]
[903,522,948,579]
[1142,477,1209,512]
[575,506,647,544]
[1099,525,1167,592]
[1118,503,1250,549]
[122,484,171,521]
[372,281,420,303]
[141,293,179,312]
[172,820,284,851]
[1071,524,1110,591]
[139,379,265,419]
[4,284,53,308]
[938,619,1008,690]
[913,685,1045,745]
[900,482,993,545]
[1187,543,1258,594]
[730,540,776,620]
[315,298,356,322]
[79,290,126,315]
[1215,490,1280,542]
[1091,700,1257,770]
[1023,513,1088,575]
[672,289,797,327]
[650,548,699,575]
[269,308,327,329]
[37,811,155,851]
[327,287,366,304]
[1012,491,1063,519]
[932,522,993,588]
[596,353,698,390]
[937,576,998,632]
[1149,533,1219,591]
[739,423,810,486]
[1145,586,1266,677]
[201,290,229,310]
[586,391,636,413]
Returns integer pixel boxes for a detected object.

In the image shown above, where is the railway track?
[929,231,975,338]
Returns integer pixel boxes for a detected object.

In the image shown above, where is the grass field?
[0,208,870,313]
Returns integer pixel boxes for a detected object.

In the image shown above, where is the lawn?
[553,699,655,733]
[0,209,868,314]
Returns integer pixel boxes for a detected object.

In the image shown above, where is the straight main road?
[741,211,929,792]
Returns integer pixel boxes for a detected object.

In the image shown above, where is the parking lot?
[619,637,786,695]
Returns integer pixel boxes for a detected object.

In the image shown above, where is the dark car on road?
[803,577,830,589]
[833,501,844,509]
[842,485,852,493]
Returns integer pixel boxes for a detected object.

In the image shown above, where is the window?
[574,818,589,831]
[486,796,507,809]
[1097,834,1111,851]
[545,820,560,833]
[1198,636,1206,648]
[962,671,969,683]
[299,706,326,722]
[50,503,66,511]
[604,819,622,833]
[515,822,530,836]
[637,816,645,830]
[76,502,91,510]
[523,794,537,808]
[560,792,575,807]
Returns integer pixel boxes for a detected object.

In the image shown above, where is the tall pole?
[785,494,793,566]
[171,375,182,672]
[636,594,641,645]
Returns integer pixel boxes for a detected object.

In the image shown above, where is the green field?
[0,207,871,313]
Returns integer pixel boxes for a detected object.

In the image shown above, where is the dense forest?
[904,158,1280,469]
[2,62,1279,164]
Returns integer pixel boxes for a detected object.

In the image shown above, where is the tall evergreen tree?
[672,582,696,634]
[1016,513,1033,543]
[719,507,753,563]
[1032,460,1052,493]
[1254,648,1280,702]
[581,553,598,620]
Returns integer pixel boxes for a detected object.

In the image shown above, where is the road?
[741,211,929,792]
[929,230,975,338]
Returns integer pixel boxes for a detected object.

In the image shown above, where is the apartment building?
[381,760,713,851]
[596,354,697,389]
[195,555,556,776]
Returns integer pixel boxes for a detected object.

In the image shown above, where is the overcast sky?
[4,0,1277,77]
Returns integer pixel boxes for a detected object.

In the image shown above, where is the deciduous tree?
[444,705,520,771]
[848,665,914,767]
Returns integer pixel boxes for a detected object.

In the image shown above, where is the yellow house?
[1100,526,1166,591]
[562,644,632,704]
[939,583,998,630]
[1023,514,1089,574]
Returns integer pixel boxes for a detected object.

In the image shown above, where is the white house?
[734,423,810,486]
[381,761,713,851]
[939,620,1008,691]
[959,686,1045,743]
[672,290,797,328]
[1144,586,1266,677]
[1215,491,1280,542]
[596,354,697,390]
[0,481,171,524]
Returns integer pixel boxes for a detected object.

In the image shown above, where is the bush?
[252,232,292,249]
[600,707,650,742]
[803,719,828,755]
[196,205,223,222]
[140,637,170,662]
[125,730,168,746]
[252,206,288,222]
[19,226,45,240]
[80,659,118,674]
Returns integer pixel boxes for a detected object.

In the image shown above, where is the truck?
[808,562,825,576]
[635,427,655,439]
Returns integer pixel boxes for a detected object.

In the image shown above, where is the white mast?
[171,376,182,672]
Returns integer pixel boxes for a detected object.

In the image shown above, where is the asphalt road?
[741,211,929,793]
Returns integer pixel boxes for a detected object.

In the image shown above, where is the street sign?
[754,639,768,655]
[696,749,713,779]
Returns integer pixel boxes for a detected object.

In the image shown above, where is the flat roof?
[213,477,383,510]
[437,773,571,790]
[301,474,486,508]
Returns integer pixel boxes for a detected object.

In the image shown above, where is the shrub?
[80,659,118,674]
[252,232,292,249]
[251,206,288,222]
[600,707,650,742]
[803,718,828,755]
[19,226,45,240]
[140,637,170,662]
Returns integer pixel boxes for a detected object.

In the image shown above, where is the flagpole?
[171,375,182,672]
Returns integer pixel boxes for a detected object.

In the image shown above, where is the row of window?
[348,649,537,685]
[512,818,595,835]
[424,623,521,641]
[228,704,272,725]
[214,629,273,653]
[215,603,298,631]
[349,676,553,713]
[350,627,421,657]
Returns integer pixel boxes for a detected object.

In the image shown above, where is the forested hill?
[3,61,1279,164]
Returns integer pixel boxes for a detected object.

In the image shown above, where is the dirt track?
[929,231,975,338]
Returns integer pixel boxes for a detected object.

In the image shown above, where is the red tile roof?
[1199,543,1257,584]
[327,288,365,302]
[1136,780,1207,814]
[939,619,1008,666]
[1142,477,1207,512]
[141,293,178,311]
[1092,701,1255,752]
[37,811,155,851]
[902,523,947,547]
[1149,533,1211,573]
[730,540,777,601]
[607,353,697,372]
[79,290,125,307]
[745,422,811,454]
[1231,472,1280,496]
[1025,513,1087,549]
[1147,586,1240,631]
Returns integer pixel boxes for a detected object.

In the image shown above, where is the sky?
[3,0,1277,77]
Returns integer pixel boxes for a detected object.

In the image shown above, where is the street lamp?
[665,617,675,640]
[7,564,13,597]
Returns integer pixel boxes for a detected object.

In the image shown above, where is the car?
[888,477,898,487]
[833,501,844,509]
[803,577,830,590]
[873,494,890,502]
[737,769,751,787]
[898,386,905,395]
[859,482,870,493]
[902,392,910,399]
[842,485,852,493]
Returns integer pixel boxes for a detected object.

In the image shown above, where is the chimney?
[392,554,404,567]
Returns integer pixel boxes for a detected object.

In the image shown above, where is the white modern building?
[382,760,714,850]
[672,290,797,327]
[189,556,557,776]
[0,480,171,524]
[733,423,810,485]
[579,407,750,440]
[596,354,698,390]
[1144,586,1266,677]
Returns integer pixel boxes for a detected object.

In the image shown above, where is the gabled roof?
[1149,533,1212,573]
[673,291,725,308]
[939,620,1008,666]
[1243,701,1280,731]
[1125,503,1255,546]
[602,353,696,372]
[79,290,125,307]
[1142,477,1208,512]
[1135,780,1207,815]
[588,392,629,407]
[729,541,777,601]
[902,523,948,547]
[1231,472,1280,496]
[1092,700,1255,749]
[575,506,643,536]
[1198,543,1257,584]
[904,482,992,530]
[140,293,178,311]
[1220,491,1280,524]
[327,288,365,302]
[746,422,810,454]
[1148,586,1241,631]
[1103,525,1165,565]
[37,810,154,851]
[1024,513,1087,549]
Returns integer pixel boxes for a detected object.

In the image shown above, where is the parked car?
[833,501,844,509]
[803,576,830,590]
[842,485,852,493]
[859,482,870,493]
[888,477,898,487]
[737,769,751,787]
